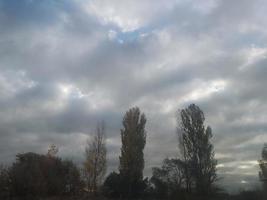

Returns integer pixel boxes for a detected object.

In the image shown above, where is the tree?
[0,165,11,199]
[151,158,185,199]
[177,104,217,195]
[9,151,82,198]
[119,107,147,197]
[10,152,48,197]
[62,160,83,195]
[84,121,107,194]
[259,144,267,193]
[103,172,122,198]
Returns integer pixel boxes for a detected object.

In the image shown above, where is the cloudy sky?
[1,0,267,192]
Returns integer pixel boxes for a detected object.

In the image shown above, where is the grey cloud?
[0,0,267,193]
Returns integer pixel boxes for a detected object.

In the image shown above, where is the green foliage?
[119,107,147,198]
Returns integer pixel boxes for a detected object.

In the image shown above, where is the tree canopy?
[119,107,147,198]
[177,104,217,195]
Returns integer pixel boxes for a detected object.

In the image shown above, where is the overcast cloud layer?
[1,0,267,193]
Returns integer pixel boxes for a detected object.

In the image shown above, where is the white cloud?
[239,46,267,70]
[182,79,227,102]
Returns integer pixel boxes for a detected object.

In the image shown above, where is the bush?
[9,152,83,198]
[102,172,122,198]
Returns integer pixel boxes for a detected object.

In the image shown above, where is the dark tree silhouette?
[177,104,217,195]
[259,144,267,194]
[151,158,185,199]
[119,107,147,198]
[0,165,10,199]
[9,152,82,198]
[103,171,122,198]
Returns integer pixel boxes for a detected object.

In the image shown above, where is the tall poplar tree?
[119,107,147,197]
[177,104,217,195]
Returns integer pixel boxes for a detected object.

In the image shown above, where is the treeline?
[0,148,82,199]
[0,104,267,200]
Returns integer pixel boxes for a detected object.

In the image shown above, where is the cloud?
[0,0,267,192]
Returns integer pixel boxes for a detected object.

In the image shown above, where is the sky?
[0,0,267,193]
